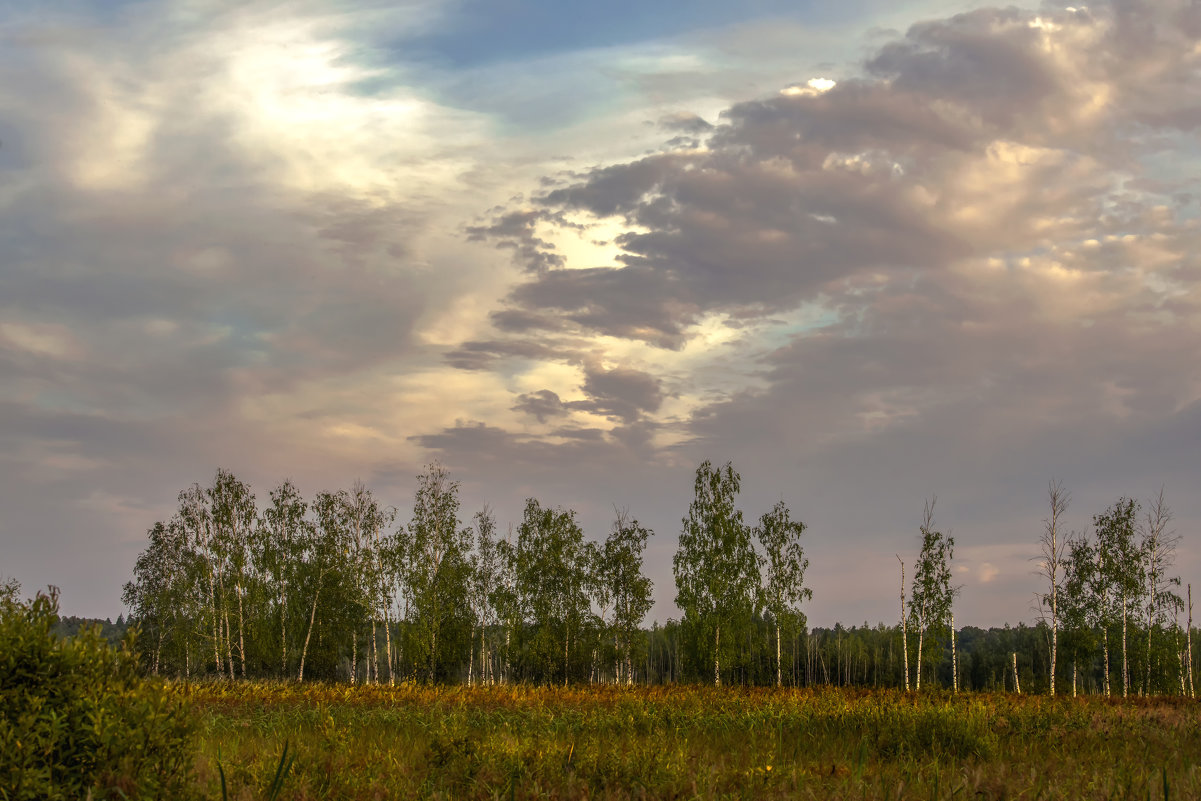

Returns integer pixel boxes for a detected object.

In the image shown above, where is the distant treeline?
[116,462,1194,695]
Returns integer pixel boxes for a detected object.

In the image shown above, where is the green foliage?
[0,589,196,801]
[674,460,761,684]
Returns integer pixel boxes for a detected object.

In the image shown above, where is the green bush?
[0,589,197,800]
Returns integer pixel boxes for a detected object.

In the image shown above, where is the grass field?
[183,682,1201,800]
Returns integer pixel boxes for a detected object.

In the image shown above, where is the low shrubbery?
[0,588,196,801]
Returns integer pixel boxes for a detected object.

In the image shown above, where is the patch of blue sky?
[395,0,845,71]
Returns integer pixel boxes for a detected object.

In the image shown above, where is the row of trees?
[123,459,813,685]
[123,462,1193,694]
[1038,482,1191,697]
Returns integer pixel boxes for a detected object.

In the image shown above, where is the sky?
[2,0,1199,627]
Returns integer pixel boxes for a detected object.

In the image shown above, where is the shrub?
[0,588,196,800]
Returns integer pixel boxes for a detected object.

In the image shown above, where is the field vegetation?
[190,681,1198,800]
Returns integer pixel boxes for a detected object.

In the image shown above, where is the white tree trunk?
[1102,627,1111,697]
[776,623,782,688]
[236,583,247,679]
[298,570,322,682]
[1188,584,1195,698]
[1072,659,1077,698]
[224,607,235,680]
[898,556,909,691]
[714,625,721,687]
[468,624,476,687]
[915,622,924,692]
[1012,652,1020,694]
[384,606,394,686]
[1121,594,1128,698]
[950,609,958,693]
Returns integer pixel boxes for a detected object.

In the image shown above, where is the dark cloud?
[513,389,569,422]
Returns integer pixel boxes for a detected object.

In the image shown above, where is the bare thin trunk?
[915,622,924,692]
[153,629,163,676]
[504,628,511,684]
[1189,584,1195,698]
[898,556,909,691]
[776,623,782,688]
[1121,594,1128,698]
[1012,652,1021,694]
[371,619,379,684]
[951,609,958,693]
[351,631,358,686]
[236,584,247,679]
[1072,659,1077,698]
[1147,580,1155,696]
[468,624,476,687]
[280,585,288,679]
[224,607,235,680]
[714,625,721,687]
[1102,626,1111,697]
[428,627,438,684]
[473,624,482,691]
[384,606,394,686]
[298,568,323,682]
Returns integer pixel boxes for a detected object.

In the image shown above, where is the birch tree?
[208,469,256,679]
[299,489,347,682]
[604,509,654,685]
[898,555,909,691]
[673,460,759,686]
[467,506,500,686]
[178,484,222,675]
[1061,529,1100,696]
[1094,497,1142,697]
[490,527,519,684]
[1036,479,1069,696]
[407,463,471,683]
[1140,489,1181,695]
[515,498,589,684]
[909,498,954,691]
[755,501,811,687]
[257,479,309,679]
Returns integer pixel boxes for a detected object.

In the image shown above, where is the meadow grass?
[185,682,1201,800]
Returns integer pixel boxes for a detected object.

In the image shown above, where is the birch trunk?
[372,620,379,684]
[384,605,394,686]
[153,629,163,676]
[1050,609,1057,697]
[351,631,358,686]
[224,607,235,680]
[428,627,438,684]
[915,622,924,692]
[898,556,909,691]
[298,569,323,682]
[1012,652,1020,694]
[950,609,958,693]
[776,622,782,688]
[473,624,482,691]
[1147,575,1155,695]
[236,583,247,679]
[504,628,511,684]
[714,625,721,687]
[1072,659,1077,698]
[280,584,288,679]
[468,624,476,687]
[1102,626,1111,697]
[625,637,633,687]
[1121,594,1128,698]
[1188,584,1195,698]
